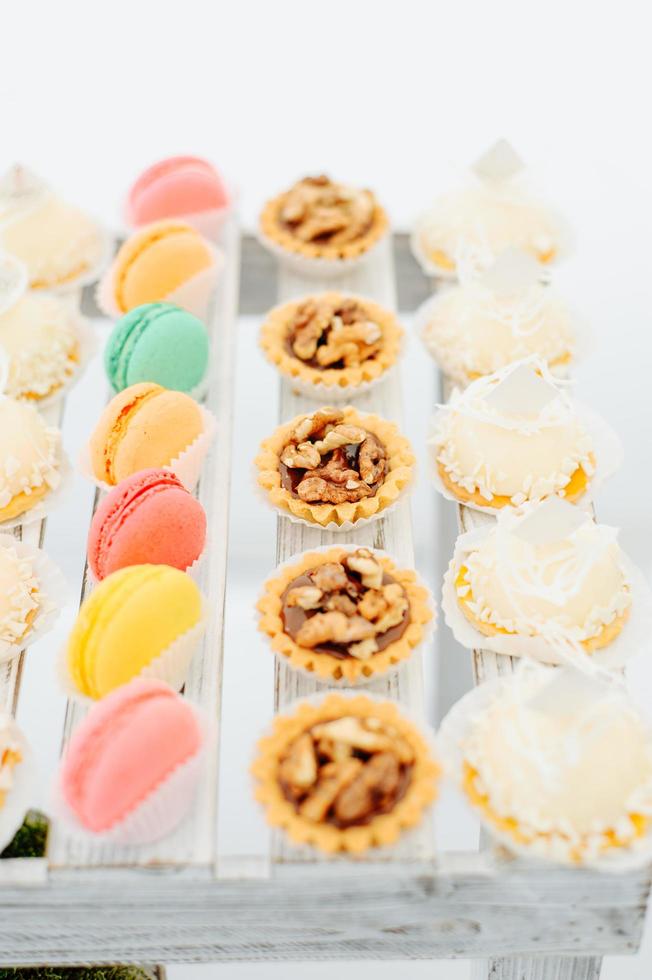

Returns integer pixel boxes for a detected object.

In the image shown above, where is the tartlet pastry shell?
[255,406,415,528]
[259,293,403,395]
[251,693,439,854]
[257,545,434,684]
[259,194,388,262]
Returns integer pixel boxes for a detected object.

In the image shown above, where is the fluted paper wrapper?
[258,543,436,687]
[0,448,74,531]
[0,721,37,853]
[279,363,398,404]
[58,607,207,704]
[0,534,70,664]
[441,526,652,670]
[96,242,224,324]
[78,403,216,494]
[258,227,389,280]
[438,670,652,870]
[52,714,207,846]
[429,400,623,516]
[253,461,414,533]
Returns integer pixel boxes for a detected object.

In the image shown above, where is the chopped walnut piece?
[308,449,360,486]
[309,562,349,593]
[358,434,387,485]
[313,424,367,455]
[325,593,358,616]
[278,733,317,791]
[299,758,363,822]
[280,442,321,470]
[357,589,388,622]
[316,738,353,763]
[348,637,379,661]
[293,408,344,443]
[279,177,376,248]
[310,716,415,764]
[286,586,324,610]
[297,476,372,505]
[295,611,376,649]
[332,752,401,824]
[346,550,384,590]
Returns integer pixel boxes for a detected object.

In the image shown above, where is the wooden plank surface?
[272,238,433,862]
[0,855,647,963]
[46,214,241,870]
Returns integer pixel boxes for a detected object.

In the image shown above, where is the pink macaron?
[126,156,229,227]
[88,468,207,581]
[59,678,203,836]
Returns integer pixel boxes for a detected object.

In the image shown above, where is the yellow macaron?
[88,382,204,485]
[66,564,203,699]
[112,220,214,313]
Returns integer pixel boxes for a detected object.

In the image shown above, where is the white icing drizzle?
[433,359,594,503]
[465,663,652,854]
[0,544,41,646]
[459,511,631,644]
[0,295,79,399]
[0,400,61,511]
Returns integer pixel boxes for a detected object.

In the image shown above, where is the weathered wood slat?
[47,214,241,871]
[0,856,647,963]
[273,239,433,863]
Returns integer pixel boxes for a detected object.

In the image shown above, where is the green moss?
[0,971,154,980]
[0,810,49,859]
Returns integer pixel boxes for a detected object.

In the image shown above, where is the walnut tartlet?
[258,547,433,683]
[259,293,403,395]
[255,407,415,528]
[252,693,439,853]
[259,175,388,262]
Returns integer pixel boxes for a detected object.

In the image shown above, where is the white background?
[3,1,652,977]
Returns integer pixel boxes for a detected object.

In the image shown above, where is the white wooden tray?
[0,224,648,980]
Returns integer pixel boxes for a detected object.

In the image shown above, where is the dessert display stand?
[0,225,649,979]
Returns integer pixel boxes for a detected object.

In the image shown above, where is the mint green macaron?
[104,302,209,394]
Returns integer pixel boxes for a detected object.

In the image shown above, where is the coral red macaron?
[88,468,206,580]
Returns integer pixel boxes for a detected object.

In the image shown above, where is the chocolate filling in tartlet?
[278,409,388,505]
[278,176,375,247]
[277,714,414,829]
[280,548,410,661]
[285,297,383,370]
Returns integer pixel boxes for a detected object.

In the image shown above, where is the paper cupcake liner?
[257,543,437,687]
[409,223,457,281]
[252,689,439,856]
[0,720,37,853]
[414,290,593,388]
[441,529,652,670]
[253,460,415,533]
[52,713,208,847]
[0,534,71,664]
[428,399,623,516]
[57,605,208,704]
[20,309,99,410]
[279,363,398,403]
[78,403,217,494]
[0,448,74,531]
[437,670,652,870]
[257,226,390,281]
[96,242,224,324]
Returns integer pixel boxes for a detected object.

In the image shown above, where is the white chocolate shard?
[472,139,525,182]
[485,362,559,417]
